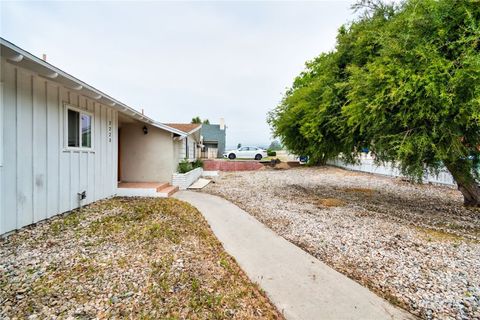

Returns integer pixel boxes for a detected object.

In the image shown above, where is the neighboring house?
[0,38,190,235]
[165,123,202,163]
[201,118,226,158]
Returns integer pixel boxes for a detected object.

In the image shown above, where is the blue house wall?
[201,124,226,158]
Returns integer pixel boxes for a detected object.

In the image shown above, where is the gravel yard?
[0,198,281,319]
[203,166,480,320]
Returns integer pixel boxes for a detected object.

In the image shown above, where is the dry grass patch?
[317,198,346,207]
[0,198,282,319]
[415,226,474,243]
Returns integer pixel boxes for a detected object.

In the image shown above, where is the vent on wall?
[78,191,86,201]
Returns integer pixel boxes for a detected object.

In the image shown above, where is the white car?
[223,146,267,160]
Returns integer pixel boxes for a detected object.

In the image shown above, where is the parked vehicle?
[223,146,267,160]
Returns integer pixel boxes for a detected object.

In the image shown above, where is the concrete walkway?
[175,191,415,320]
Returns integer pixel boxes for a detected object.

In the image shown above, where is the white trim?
[186,125,202,135]
[156,123,187,136]
[63,103,94,151]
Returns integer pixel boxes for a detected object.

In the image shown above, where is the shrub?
[192,159,204,169]
[178,159,192,174]
[267,149,277,157]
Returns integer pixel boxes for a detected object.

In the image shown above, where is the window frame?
[64,103,94,151]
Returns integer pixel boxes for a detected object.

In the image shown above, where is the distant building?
[201,118,226,159]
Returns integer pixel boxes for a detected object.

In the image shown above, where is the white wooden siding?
[176,139,187,161]
[174,136,198,163]
[1,61,118,235]
[188,139,195,160]
[0,80,3,235]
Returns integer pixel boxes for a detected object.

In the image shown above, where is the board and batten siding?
[174,136,198,163]
[0,60,118,235]
[176,139,186,162]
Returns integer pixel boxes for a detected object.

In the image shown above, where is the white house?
[0,38,193,235]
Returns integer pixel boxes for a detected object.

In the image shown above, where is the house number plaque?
[108,121,112,142]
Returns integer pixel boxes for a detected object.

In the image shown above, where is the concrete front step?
[157,185,179,197]
[117,182,178,197]
[155,183,170,192]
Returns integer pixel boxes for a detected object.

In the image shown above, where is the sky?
[1,0,358,148]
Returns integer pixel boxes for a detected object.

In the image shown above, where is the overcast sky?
[1,0,357,148]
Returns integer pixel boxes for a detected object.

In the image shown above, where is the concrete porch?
[117,182,178,197]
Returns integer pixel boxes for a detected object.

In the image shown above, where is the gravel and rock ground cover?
[0,197,282,319]
[203,166,480,320]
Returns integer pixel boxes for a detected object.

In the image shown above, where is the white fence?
[327,155,456,186]
[172,167,203,190]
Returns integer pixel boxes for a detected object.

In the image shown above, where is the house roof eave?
[1,37,186,137]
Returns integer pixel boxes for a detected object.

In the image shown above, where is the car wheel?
[228,153,236,160]
[255,154,262,160]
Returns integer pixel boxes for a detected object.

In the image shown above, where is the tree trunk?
[445,161,480,207]
[456,182,480,207]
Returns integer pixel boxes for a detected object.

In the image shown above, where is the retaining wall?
[203,160,263,171]
[172,167,203,190]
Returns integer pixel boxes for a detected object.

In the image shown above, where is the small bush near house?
[267,149,277,157]
[192,159,204,169]
[178,159,204,173]
[178,159,193,174]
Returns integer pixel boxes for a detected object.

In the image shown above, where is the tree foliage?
[191,116,210,124]
[268,140,283,151]
[191,116,202,124]
[268,0,480,205]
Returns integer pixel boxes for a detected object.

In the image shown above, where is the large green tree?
[268,0,480,206]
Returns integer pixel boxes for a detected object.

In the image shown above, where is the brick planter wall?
[203,160,263,171]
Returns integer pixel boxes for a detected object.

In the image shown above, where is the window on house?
[67,109,79,147]
[66,106,93,149]
[81,114,92,148]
